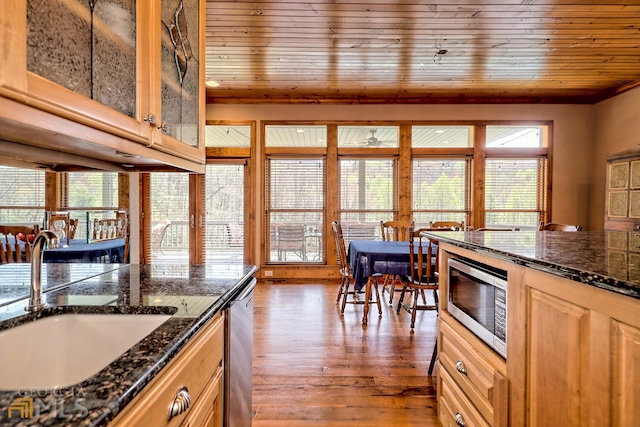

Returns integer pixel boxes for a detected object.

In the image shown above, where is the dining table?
[348,238,442,325]
[348,240,412,325]
[43,238,126,263]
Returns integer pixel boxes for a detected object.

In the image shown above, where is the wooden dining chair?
[331,221,381,314]
[539,222,582,231]
[46,211,71,245]
[476,227,520,231]
[397,227,440,374]
[380,220,414,241]
[429,220,465,230]
[380,220,414,304]
[0,225,38,263]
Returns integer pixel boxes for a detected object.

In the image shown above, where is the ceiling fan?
[357,129,396,147]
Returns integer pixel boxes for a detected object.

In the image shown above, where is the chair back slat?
[429,220,464,231]
[331,221,350,272]
[380,220,414,241]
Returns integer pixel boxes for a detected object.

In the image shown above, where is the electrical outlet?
[264,270,273,277]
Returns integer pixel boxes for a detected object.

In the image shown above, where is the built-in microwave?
[447,257,507,358]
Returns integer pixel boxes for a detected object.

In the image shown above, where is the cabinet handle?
[454,412,466,426]
[158,122,168,133]
[143,114,157,126]
[168,386,191,420]
[455,360,467,375]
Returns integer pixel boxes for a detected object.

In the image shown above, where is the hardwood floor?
[252,280,442,426]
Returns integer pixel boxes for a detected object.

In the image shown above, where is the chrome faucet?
[26,230,59,312]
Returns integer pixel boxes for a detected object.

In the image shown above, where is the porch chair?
[274,223,307,261]
[152,220,172,255]
[380,220,415,305]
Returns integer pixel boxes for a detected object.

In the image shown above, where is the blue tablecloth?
[348,240,414,290]
[43,238,126,263]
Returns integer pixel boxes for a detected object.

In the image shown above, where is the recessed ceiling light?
[205,80,220,88]
[435,129,445,134]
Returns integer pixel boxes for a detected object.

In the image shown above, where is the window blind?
[266,158,325,263]
[485,158,547,228]
[0,166,45,224]
[412,159,469,226]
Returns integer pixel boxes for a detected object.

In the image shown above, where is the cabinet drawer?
[181,366,223,427]
[439,320,507,426]
[111,313,224,427]
[440,367,491,427]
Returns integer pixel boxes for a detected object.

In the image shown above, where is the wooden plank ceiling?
[204,1,640,104]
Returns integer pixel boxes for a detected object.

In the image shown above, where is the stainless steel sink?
[0,313,172,390]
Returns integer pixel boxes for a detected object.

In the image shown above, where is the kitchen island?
[422,230,640,427]
[0,262,257,426]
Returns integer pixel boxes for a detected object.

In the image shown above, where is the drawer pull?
[168,386,191,420]
[454,412,466,426]
[455,360,467,375]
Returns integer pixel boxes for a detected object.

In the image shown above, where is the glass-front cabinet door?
[0,0,204,165]
[152,0,204,162]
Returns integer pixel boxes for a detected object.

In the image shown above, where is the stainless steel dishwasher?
[224,278,256,427]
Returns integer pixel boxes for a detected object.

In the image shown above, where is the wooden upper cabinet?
[0,0,204,166]
[605,147,640,231]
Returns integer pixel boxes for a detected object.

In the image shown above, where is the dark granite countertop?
[421,230,640,300]
[0,262,258,426]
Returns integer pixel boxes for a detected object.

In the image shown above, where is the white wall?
[593,86,640,230]
[208,103,595,228]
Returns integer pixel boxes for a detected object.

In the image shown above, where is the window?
[485,158,548,229]
[266,158,325,263]
[67,172,118,239]
[150,172,190,263]
[412,126,471,148]
[265,125,327,148]
[205,164,244,262]
[0,166,45,225]
[339,158,395,242]
[338,126,398,148]
[487,126,543,148]
[205,125,251,148]
[412,159,470,227]
[485,126,548,229]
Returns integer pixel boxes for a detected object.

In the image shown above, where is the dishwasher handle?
[234,278,257,302]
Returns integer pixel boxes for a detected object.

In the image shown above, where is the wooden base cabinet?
[510,267,640,427]
[438,242,640,427]
[438,318,508,427]
[110,312,224,427]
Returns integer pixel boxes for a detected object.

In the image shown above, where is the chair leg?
[428,338,438,375]
[388,276,396,305]
[373,278,382,317]
[336,276,346,303]
[410,289,419,329]
[396,284,408,314]
[341,278,351,314]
